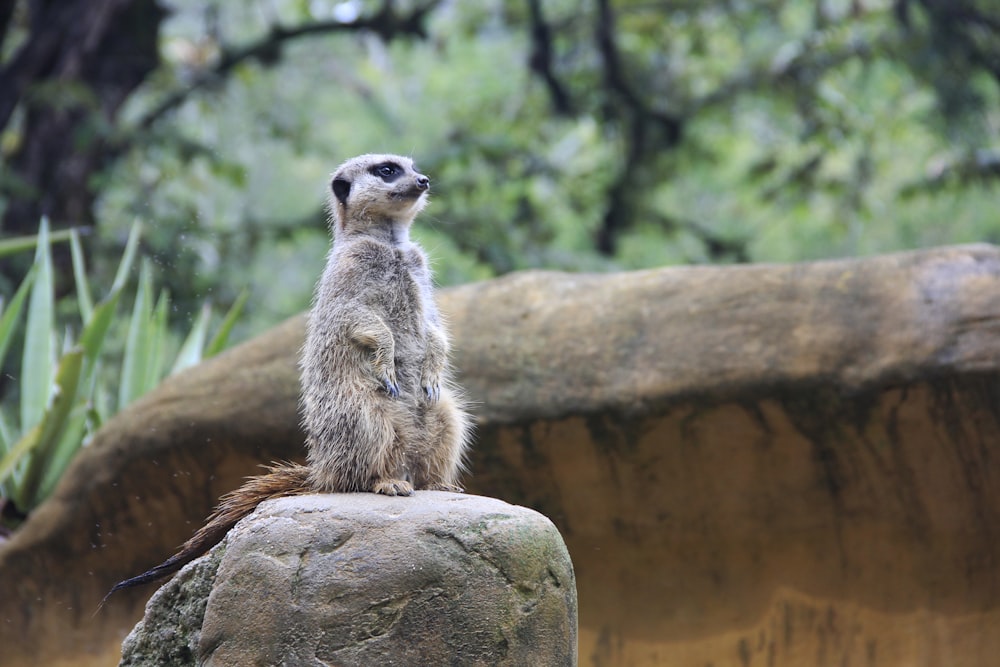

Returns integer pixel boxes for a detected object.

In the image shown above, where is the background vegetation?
[0,221,243,529]
[2,0,999,334]
[0,1,998,516]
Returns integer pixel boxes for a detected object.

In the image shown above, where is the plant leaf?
[80,290,122,367]
[0,228,75,259]
[111,221,142,293]
[0,407,13,498]
[146,288,170,393]
[171,301,211,375]
[118,259,153,410]
[16,346,85,509]
[75,289,123,422]
[0,408,10,497]
[0,424,40,499]
[0,265,36,373]
[70,227,94,323]
[0,408,13,455]
[37,403,89,502]
[21,218,55,431]
[204,289,249,358]
[89,386,109,434]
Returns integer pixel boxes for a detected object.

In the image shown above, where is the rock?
[120,493,578,667]
[2,244,1000,666]
[119,545,224,666]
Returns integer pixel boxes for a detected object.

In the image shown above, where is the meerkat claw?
[424,383,441,402]
[384,378,400,398]
[373,478,414,496]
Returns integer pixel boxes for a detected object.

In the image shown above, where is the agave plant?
[0,219,247,529]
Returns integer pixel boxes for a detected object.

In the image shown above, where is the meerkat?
[302,154,469,496]
[105,154,471,595]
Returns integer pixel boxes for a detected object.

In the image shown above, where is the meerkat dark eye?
[370,162,403,183]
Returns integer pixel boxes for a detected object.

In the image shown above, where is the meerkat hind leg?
[416,394,468,493]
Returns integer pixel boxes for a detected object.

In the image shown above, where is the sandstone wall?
[1,244,997,666]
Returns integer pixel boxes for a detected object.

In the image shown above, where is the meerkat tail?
[103,462,311,600]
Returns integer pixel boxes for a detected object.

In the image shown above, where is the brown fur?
[106,154,471,598]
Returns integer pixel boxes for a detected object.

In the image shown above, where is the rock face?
[120,493,577,667]
[1,244,999,666]
[118,544,224,666]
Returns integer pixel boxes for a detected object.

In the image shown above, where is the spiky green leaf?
[119,259,154,409]
[0,265,36,373]
[79,290,122,366]
[0,347,83,509]
[21,219,55,431]
[111,221,142,293]
[0,228,75,258]
[172,301,211,375]
[70,228,94,323]
[16,347,85,509]
[146,289,170,393]
[0,424,40,497]
[37,403,89,502]
[204,289,249,358]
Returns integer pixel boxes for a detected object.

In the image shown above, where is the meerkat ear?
[331,177,351,205]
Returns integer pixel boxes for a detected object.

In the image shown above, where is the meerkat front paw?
[373,478,414,496]
[374,359,399,397]
[419,360,443,402]
[421,376,441,402]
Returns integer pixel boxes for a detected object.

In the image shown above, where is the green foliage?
[0,228,76,257]
[1,0,997,341]
[82,0,998,340]
[0,221,247,520]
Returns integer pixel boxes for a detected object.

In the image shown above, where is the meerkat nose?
[416,176,430,190]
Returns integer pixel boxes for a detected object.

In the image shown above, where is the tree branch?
[0,0,164,240]
[592,0,683,255]
[525,0,573,115]
[652,212,751,263]
[691,26,894,114]
[594,0,681,143]
[900,149,1000,196]
[127,0,440,138]
[0,7,63,132]
[0,0,16,58]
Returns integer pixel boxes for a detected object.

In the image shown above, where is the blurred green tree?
[0,0,997,336]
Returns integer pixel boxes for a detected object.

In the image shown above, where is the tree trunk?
[0,0,164,239]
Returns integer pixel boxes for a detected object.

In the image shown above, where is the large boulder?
[1,243,999,666]
[120,493,577,666]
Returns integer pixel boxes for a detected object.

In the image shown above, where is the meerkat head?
[328,154,430,238]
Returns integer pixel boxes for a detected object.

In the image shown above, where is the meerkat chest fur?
[317,237,436,387]
[300,153,470,496]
